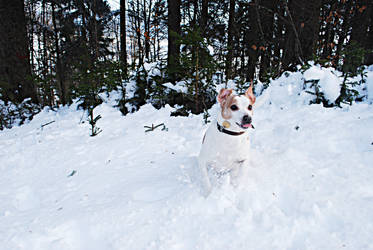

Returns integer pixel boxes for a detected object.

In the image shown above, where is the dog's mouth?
[236,122,253,129]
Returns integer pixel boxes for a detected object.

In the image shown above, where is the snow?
[303,65,342,102]
[1,74,373,249]
[143,62,162,77]
[163,81,188,93]
[366,71,373,103]
[107,0,119,10]
[261,71,310,106]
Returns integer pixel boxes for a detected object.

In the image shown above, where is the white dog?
[198,83,256,196]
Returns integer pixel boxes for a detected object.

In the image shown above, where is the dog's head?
[217,84,256,131]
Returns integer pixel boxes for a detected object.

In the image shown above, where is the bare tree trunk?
[225,0,235,80]
[156,21,161,60]
[167,0,181,82]
[136,0,143,66]
[194,47,200,114]
[27,0,35,72]
[42,0,53,106]
[255,0,275,82]
[321,1,337,60]
[299,0,321,61]
[0,0,38,103]
[200,0,208,36]
[334,0,352,66]
[93,0,99,60]
[120,0,128,76]
[51,2,66,105]
[282,0,304,67]
[364,2,373,65]
[143,0,152,60]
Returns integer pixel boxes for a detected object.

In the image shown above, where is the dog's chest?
[202,127,251,171]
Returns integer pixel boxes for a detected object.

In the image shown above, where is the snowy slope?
[1,78,373,250]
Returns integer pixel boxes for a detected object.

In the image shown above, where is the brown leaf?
[359,5,367,13]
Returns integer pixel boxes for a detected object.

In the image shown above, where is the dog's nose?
[242,115,252,124]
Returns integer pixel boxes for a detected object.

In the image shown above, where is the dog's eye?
[230,105,238,111]
[248,105,252,111]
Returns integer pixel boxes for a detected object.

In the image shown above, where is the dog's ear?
[218,88,233,103]
[245,80,256,104]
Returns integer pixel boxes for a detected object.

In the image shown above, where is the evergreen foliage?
[178,26,218,114]
[337,41,368,105]
[73,61,123,136]
[0,98,40,130]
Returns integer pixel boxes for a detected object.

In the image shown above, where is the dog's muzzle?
[238,115,252,129]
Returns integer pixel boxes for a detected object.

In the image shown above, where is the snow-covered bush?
[0,98,40,130]
[124,61,167,113]
[124,56,217,120]
[303,65,342,107]
[302,63,368,107]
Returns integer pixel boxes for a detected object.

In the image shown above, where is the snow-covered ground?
[1,71,373,249]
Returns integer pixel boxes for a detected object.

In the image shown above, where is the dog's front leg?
[198,159,212,197]
[229,166,241,187]
[229,161,248,188]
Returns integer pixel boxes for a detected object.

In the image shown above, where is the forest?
[0,0,372,130]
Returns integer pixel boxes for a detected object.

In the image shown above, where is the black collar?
[217,122,246,136]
